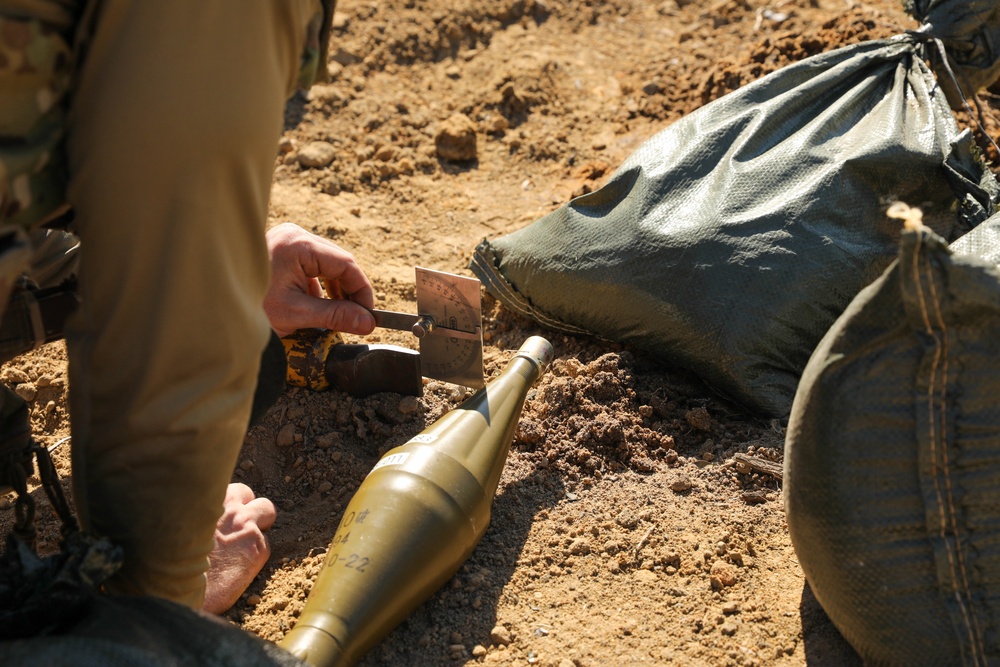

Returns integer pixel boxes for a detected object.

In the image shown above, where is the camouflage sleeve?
[297,0,336,89]
[0,13,73,230]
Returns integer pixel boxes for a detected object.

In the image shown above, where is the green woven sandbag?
[785,220,1000,666]
[471,34,997,419]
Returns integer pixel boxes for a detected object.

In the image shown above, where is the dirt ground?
[5,0,1000,665]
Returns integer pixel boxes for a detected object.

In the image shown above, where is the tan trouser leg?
[61,0,318,608]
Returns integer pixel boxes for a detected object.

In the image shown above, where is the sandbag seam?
[912,229,987,666]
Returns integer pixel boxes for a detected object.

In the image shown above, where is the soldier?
[0,1,373,615]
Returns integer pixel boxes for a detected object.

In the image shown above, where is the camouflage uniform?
[0,0,335,610]
[0,11,72,310]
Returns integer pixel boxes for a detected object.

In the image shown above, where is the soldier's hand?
[264,223,375,338]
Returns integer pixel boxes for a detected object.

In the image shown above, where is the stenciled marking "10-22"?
[325,507,373,572]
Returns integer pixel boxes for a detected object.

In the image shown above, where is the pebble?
[398,396,419,415]
[309,85,346,104]
[3,368,29,384]
[332,11,350,29]
[472,645,487,657]
[276,423,296,447]
[297,141,336,168]
[36,375,52,387]
[633,569,657,583]
[568,537,591,556]
[239,459,254,471]
[684,406,712,431]
[318,481,333,493]
[721,621,738,636]
[317,433,341,449]
[722,601,741,615]
[435,113,477,161]
[14,383,36,402]
[710,560,737,589]
[490,625,512,646]
[669,475,693,492]
[246,594,262,606]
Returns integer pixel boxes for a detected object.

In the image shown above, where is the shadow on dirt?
[800,582,862,666]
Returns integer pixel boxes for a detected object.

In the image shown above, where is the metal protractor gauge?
[414,267,484,389]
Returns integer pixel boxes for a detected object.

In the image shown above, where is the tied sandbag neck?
[908,27,1000,158]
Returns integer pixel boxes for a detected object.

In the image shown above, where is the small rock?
[633,569,657,583]
[316,433,341,449]
[398,396,419,415]
[246,594,262,606]
[309,85,346,104]
[318,481,333,493]
[3,368,29,384]
[722,601,741,615]
[276,423,297,447]
[332,11,350,29]
[710,560,737,589]
[445,64,461,79]
[670,475,693,492]
[36,375,52,387]
[483,114,508,134]
[741,490,768,505]
[277,136,296,154]
[568,537,591,556]
[298,141,336,168]
[14,383,36,402]
[472,645,487,657]
[435,113,477,161]
[721,621,738,636]
[490,625,512,646]
[239,459,254,472]
[641,81,661,95]
[685,406,712,431]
